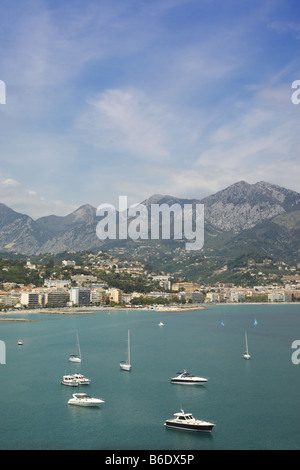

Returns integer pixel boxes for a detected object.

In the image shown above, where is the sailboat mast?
[128,329,130,365]
[77,333,81,360]
[245,331,248,354]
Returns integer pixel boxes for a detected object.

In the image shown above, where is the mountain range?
[0,181,299,263]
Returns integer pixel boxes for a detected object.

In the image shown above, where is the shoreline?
[0,318,36,322]
[0,302,298,318]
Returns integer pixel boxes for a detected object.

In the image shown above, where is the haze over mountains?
[0,181,299,262]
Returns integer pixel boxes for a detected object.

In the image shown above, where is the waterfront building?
[69,287,91,306]
[44,292,70,307]
[20,292,45,308]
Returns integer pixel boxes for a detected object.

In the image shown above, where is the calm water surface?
[0,304,299,450]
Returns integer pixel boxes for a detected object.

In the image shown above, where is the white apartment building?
[107,288,121,304]
[62,260,75,267]
[20,292,44,308]
[90,289,105,304]
[69,287,91,306]
[44,279,71,288]
[205,292,219,302]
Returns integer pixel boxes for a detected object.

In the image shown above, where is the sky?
[0,0,299,219]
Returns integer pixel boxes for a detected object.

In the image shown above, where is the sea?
[0,304,299,452]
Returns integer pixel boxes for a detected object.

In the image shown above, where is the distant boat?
[120,329,131,371]
[69,333,82,363]
[61,373,91,386]
[254,318,258,326]
[17,340,23,346]
[164,409,215,432]
[158,321,164,327]
[68,393,105,407]
[61,374,79,387]
[221,320,224,327]
[243,331,251,360]
[170,370,208,385]
[72,373,91,385]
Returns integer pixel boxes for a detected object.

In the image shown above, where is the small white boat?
[69,333,82,363]
[72,373,91,385]
[170,370,208,385]
[158,322,164,326]
[120,329,131,371]
[61,374,79,387]
[17,340,23,346]
[243,331,251,360]
[69,355,81,363]
[68,393,105,407]
[165,410,215,432]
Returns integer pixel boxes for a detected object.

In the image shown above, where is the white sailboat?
[120,329,131,371]
[69,333,82,363]
[243,331,251,360]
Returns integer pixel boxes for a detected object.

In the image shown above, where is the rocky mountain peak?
[69,204,96,221]
[199,181,300,232]
[0,181,298,254]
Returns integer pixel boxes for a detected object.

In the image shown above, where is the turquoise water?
[0,304,299,450]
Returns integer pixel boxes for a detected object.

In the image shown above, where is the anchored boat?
[120,329,131,371]
[165,409,215,432]
[68,393,105,407]
[170,370,208,385]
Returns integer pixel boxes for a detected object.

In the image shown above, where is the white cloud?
[0,176,76,219]
[79,88,175,161]
[0,0,299,217]
[269,21,300,40]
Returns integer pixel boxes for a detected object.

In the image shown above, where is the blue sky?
[0,0,299,218]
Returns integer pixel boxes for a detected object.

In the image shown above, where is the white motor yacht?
[72,373,91,385]
[61,374,79,387]
[170,370,208,385]
[68,393,105,407]
[158,322,164,326]
[17,340,23,346]
[165,410,215,432]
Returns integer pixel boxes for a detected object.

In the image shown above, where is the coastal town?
[0,250,299,311]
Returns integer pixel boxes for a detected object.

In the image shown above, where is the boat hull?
[120,362,131,371]
[68,400,104,407]
[170,378,207,385]
[164,421,214,432]
[61,381,79,387]
[170,371,208,385]
[69,357,81,363]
